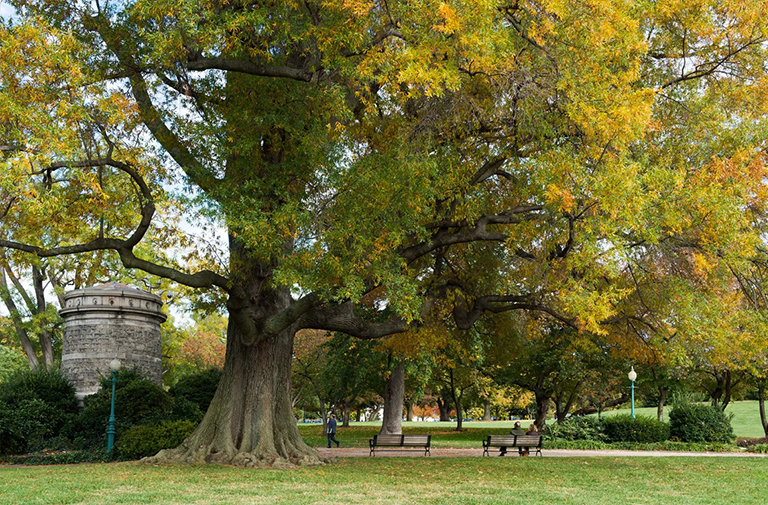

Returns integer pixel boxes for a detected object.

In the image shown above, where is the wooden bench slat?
[482,434,542,456]
[369,434,431,456]
[374,435,404,445]
[484,436,516,447]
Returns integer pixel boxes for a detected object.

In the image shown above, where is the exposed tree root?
[142,440,327,468]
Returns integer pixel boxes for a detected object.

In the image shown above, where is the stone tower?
[60,282,167,402]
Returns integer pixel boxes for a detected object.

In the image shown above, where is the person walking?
[327,413,340,448]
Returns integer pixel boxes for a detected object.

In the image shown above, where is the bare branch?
[401,206,544,263]
[298,301,410,339]
[661,37,765,89]
[186,55,315,82]
[0,157,233,293]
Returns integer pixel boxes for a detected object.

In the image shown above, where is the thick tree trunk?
[148,319,321,467]
[534,392,550,432]
[437,396,451,421]
[483,397,491,421]
[380,362,405,435]
[342,402,351,428]
[406,400,413,422]
[356,406,363,423]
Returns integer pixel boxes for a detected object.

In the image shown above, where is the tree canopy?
[1,0,768,465]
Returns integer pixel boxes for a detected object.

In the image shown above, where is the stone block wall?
[60,283,167,401]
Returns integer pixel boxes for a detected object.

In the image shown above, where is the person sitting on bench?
[499,421,526,456]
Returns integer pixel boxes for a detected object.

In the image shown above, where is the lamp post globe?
[106,359,121,452]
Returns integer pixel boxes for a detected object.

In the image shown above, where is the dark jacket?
[327,418,337,434]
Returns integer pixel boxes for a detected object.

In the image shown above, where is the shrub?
[0,403,30,455]
[546,439,610,450]
[0,368,78,415]
[602,414,670,443]
[0,369,78,454]
[669,403,734,443]
[62,368,203,448]
[116,420,196,459]
[736,437,768,448]
[0,347,28,385]
[169,368,222,412]
[167,397,204,424]
[747,444,768,454]
[61,369,174,445]
[545,416,605,441]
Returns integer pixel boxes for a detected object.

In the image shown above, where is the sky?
[0,2,15,19]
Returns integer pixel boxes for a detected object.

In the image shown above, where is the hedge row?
[547,403,735,445]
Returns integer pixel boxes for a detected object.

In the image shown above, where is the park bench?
[482,434,542,457]
[368,434,432,456]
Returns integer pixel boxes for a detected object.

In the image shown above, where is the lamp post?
[628,366,637,420]
[106,358,121,452]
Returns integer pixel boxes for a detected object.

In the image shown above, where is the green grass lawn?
[2,458,767,505]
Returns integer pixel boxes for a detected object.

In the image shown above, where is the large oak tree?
[2,0,767,466]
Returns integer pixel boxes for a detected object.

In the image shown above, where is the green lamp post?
[106,358,121,452]
[628,366,637,420]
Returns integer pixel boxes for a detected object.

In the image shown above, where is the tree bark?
[483,396,491,421]
[32,265,54,369]
[0,267,40,369]
[534,392,550,432]
[379,362,405,435]
[758,381,768,438]
[448,369,464,431]
[406,400,413,422]
[149,319,320,467]
[437,396,451,421]
[657,387,666,422]
[342,402,351,428]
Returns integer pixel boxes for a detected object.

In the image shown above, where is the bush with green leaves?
[0,403,29,455]
[168,368,222,413]
[602,414,670,443]
[62,368,202,449]
[62,369,174,444]
[545,416,605,441]
[115,420,196,459]
[747,444,768,454]
[0,346,28,385]
[0,368,78,454]
[669,403,734,443]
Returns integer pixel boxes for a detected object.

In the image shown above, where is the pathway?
[316,446,768,458]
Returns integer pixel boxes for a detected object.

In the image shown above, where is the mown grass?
[2,457,767,505]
